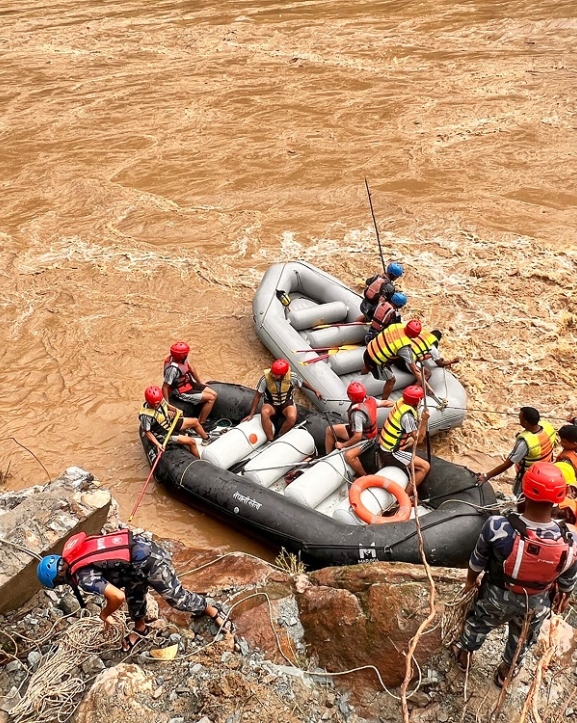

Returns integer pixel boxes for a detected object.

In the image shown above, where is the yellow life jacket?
[556,449,577,487]
[378,399,418,452]
[410,330,439,361]
[366,322,412,365]
[263,369,293,406]
[516,421,557,475]
[139,399,172,433]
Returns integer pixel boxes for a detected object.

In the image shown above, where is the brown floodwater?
[1,0,576,558]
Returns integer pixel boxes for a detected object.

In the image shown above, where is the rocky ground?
[1,477,577,723]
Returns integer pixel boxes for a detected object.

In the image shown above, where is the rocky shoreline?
[1,472,576,723]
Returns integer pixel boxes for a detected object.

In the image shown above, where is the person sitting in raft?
[357,262,404,322]
[162,342,218,429]
[243,358,323,442]
[554,497,577,532]
[364,291,408,345]
[139,385,209,459]
[36,530,232,653]
[361,319,423,399]
[325,381,393,478]
[409,328,460,382]
[372,385,430,496]
[555,424,577,499]
[478,407,557,497]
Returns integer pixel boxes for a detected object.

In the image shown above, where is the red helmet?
[402,385,424,406]
[522,462,567,504]
[271,358,290,376]
[405,319,422,338]
[170,341,190,360]
[347,382,367,403]
[145,386,163,406]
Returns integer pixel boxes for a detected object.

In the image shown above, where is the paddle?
[311,321,367,330]
[364,177,387,275]
[292,345,359,353]
[299,344,359,365]
[128,409,183,523]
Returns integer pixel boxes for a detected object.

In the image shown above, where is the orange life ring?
[349,474,412,525]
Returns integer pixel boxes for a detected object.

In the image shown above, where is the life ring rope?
[349,474,412,525]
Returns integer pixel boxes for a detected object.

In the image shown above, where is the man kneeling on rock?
[37,529,232,651]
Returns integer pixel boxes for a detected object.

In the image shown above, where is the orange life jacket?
[366,322,412,365]
[363,275,388,303]
[62,530,133,579]
[369,300,399,335]
[497,515,575,595]
[348,397,378,439]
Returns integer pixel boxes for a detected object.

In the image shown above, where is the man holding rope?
[452,462,577,688]
[37,530,233,651]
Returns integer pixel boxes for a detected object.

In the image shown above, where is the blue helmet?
[391,291,407,308]
[387,262,403,280]
[37,555,62,589]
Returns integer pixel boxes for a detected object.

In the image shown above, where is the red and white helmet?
[271,359,290,376]
[347,382,367,404]
[170,342,190,360]
[522,462,567,504]
[145,386,163,407]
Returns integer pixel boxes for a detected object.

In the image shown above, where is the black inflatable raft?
[139,382,496,569]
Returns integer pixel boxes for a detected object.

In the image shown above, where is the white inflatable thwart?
[288,301,348,331]
[243,429,316,488]
[201,416,267,469]
[285,451,353,509]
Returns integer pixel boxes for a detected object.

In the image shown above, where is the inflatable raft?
[142,382,495,569]
[252,261,467,434]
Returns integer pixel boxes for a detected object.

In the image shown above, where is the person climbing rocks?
[409,328,460,382]
[372,385,431,495]
[243,358,323,442]
[361,319,423,399]
[162,342,218,427]
[364,291,408,345]
[555,424,577,496]
[357,262,404,323]
[478,407,557,497]
[325,381,393,478]
[36,529,233,651]
[451,462,577,688]
[139,385,208,459]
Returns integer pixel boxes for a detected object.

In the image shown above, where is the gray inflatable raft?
[252,261,467,434]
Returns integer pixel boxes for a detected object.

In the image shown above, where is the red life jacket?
[164,355,194,394]
[369,300,398,335]
[348,397,378,439]
[499,515,575,595]
[364,275,387,303]
[62,529,133,578]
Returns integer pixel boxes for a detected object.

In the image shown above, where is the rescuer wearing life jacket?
[243,358,323,442]
[364,291,408,345]
[36,530,233,652]
[555,424,577,497]
[357,263,404,322]
[361,319,423,400]
[162,342,218,428]
[478,407,557,497]
[408,328,460,382]
[451,462,577,688]
[374,385,430,495]
[325,381,393,478]
[139,385,208,459]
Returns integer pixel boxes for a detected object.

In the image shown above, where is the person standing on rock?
[478,407,557,497]
[451,462,577,688]
[36,529,233,651]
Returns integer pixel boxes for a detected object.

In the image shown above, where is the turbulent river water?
[1,1,576,558]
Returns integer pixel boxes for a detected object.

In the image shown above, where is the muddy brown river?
[1,1,576,559]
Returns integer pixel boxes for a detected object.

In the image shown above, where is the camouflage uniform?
[456,514,577,668]
[74,534,206,621]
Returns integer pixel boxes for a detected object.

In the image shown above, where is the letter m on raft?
[358,544,377,562]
